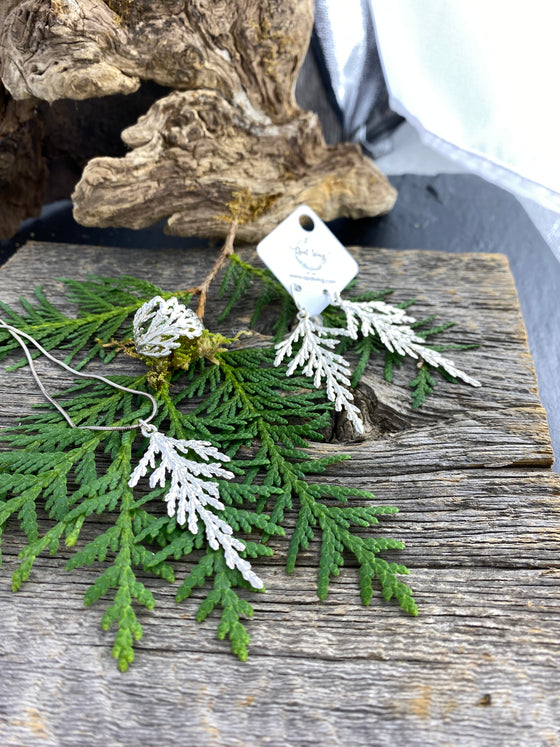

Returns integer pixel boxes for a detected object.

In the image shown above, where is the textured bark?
[0,241,559,746]
[0,0,396,241]
[0,80,170,230]
[72,90,395,242]
[41,82,173,202]
[0,0,311,117]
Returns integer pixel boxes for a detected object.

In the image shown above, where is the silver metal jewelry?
[273,287,364,434]
[129,423,263,588]
[0,318,158,431]
[133,296,204,358]
[0,315,263,588]
[327,290,481,387]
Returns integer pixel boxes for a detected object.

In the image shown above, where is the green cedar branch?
[0,269,424,669]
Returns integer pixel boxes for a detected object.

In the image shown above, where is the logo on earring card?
[257,205,358,316]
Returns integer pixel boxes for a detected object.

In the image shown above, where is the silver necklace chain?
[0,319,158,431]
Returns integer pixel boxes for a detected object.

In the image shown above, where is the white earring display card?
[256,205,359,316]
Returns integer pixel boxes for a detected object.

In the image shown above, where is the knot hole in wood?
[328,374,448,444]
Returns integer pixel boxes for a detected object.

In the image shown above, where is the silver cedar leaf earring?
[0,314,263,589]
[273,286,364,434]
[329,291,481,387]
[131,297,264,587]
[133,296,204,357]
[128,423,263,588]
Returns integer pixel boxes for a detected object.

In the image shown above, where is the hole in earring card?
[299,214,314,231]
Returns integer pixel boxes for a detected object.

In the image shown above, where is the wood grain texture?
[0,0,396,240]
[0,79,172,229]
[71,88,395,242]
[1,0,312,112]
[0,242,559,747]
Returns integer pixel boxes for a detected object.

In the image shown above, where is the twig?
[187,220,238,320]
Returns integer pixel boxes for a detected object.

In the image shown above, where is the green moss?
[104,0,141,27]
[219,189,280,226]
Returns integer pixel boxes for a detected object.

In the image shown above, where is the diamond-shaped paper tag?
[256,205,359,316]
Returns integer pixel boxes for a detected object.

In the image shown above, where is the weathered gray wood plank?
[0,242,559,747]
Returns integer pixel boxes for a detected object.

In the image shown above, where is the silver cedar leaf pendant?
[332,293,481,387]
[128,423,264,589]
[274,310,364,434]
[133,296,204,358]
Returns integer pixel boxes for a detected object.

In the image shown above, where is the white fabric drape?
[370,1,560,211]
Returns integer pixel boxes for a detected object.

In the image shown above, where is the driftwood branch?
[72,90,396,241]
[0,0,311,117]
[0,0,396,241]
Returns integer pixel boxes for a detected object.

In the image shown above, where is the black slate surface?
[1,174,558,468]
